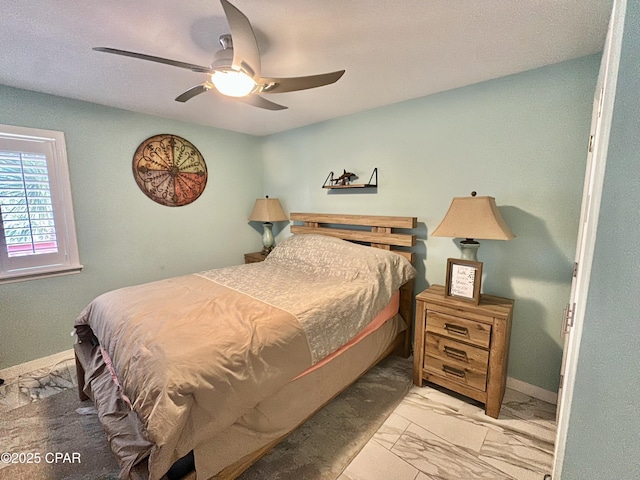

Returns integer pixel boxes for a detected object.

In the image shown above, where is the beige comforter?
[74,234,416,479]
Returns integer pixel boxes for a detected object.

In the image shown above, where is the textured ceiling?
[0,0,613,136]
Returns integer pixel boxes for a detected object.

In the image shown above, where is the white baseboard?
[0,349,75,380]
[507,376,558,405]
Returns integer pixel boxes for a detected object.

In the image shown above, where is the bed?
[73,212,417,480]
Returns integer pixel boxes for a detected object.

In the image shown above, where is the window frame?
[0,124,82,284]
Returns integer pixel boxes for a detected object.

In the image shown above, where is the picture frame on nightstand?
[444,258,483,304]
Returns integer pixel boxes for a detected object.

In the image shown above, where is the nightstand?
[413,285,514,418]
[244,251,268,264]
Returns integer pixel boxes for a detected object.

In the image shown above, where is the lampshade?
[248,197,288,223]
[432,194,514,261]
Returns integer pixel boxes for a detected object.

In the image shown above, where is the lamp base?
[459,239,480,262]
[262,222,275,253]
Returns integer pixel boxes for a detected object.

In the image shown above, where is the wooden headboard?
[290,212,418,357]
[289,212,417,263]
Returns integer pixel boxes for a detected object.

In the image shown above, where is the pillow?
[266,234,416,289]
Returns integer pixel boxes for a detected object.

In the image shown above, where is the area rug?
[0,355,412,480]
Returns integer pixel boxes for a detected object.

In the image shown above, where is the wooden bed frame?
[75,212,418,480]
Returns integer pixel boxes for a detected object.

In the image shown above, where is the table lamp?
[248,196,288,254]
[432,192,515,261]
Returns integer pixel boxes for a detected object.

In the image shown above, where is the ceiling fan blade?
[220,0,261,78]
[234,95,287,110]
[175,83,213,103]
[93,47,213,74]
[260,70,345,94]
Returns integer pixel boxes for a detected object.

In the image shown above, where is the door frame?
[552,0,626,476]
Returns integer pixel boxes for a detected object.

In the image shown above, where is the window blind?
[0,151,58,257]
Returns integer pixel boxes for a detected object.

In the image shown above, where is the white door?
[555,82,603,422]
[553,0,626,477]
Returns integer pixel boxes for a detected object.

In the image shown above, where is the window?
[0,124,82,283]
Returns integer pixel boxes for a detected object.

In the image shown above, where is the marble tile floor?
[1,353,557,480]
[340,385,556,480]
[0,353,78,415]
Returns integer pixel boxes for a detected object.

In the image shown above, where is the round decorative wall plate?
[132,134,208,207]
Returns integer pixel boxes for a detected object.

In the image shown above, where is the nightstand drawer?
[425,334,489,373]
[424,355,488,392]
[426,311,491,348]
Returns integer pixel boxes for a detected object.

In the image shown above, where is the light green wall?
[263,55,600,393]
[561,2,640,477]
[0,85,263,368]
[1,55,600,393]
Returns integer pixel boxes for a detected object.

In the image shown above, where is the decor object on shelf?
[431,192,515,261]
[413,285,514,418]
[333,170,356,186]
[248,196,288,254]
[322,168,378,189]
[132,134,207,207]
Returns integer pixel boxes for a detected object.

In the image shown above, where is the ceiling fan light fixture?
[211,69,257,97]
[210,44,258,97]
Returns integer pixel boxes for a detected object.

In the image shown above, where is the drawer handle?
[444,346,468,362]
[442,364,466,379]
[444,323,469,336]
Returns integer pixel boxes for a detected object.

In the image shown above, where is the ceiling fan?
[93,0,345,111]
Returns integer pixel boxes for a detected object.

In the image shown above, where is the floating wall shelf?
[323,168,378,189]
